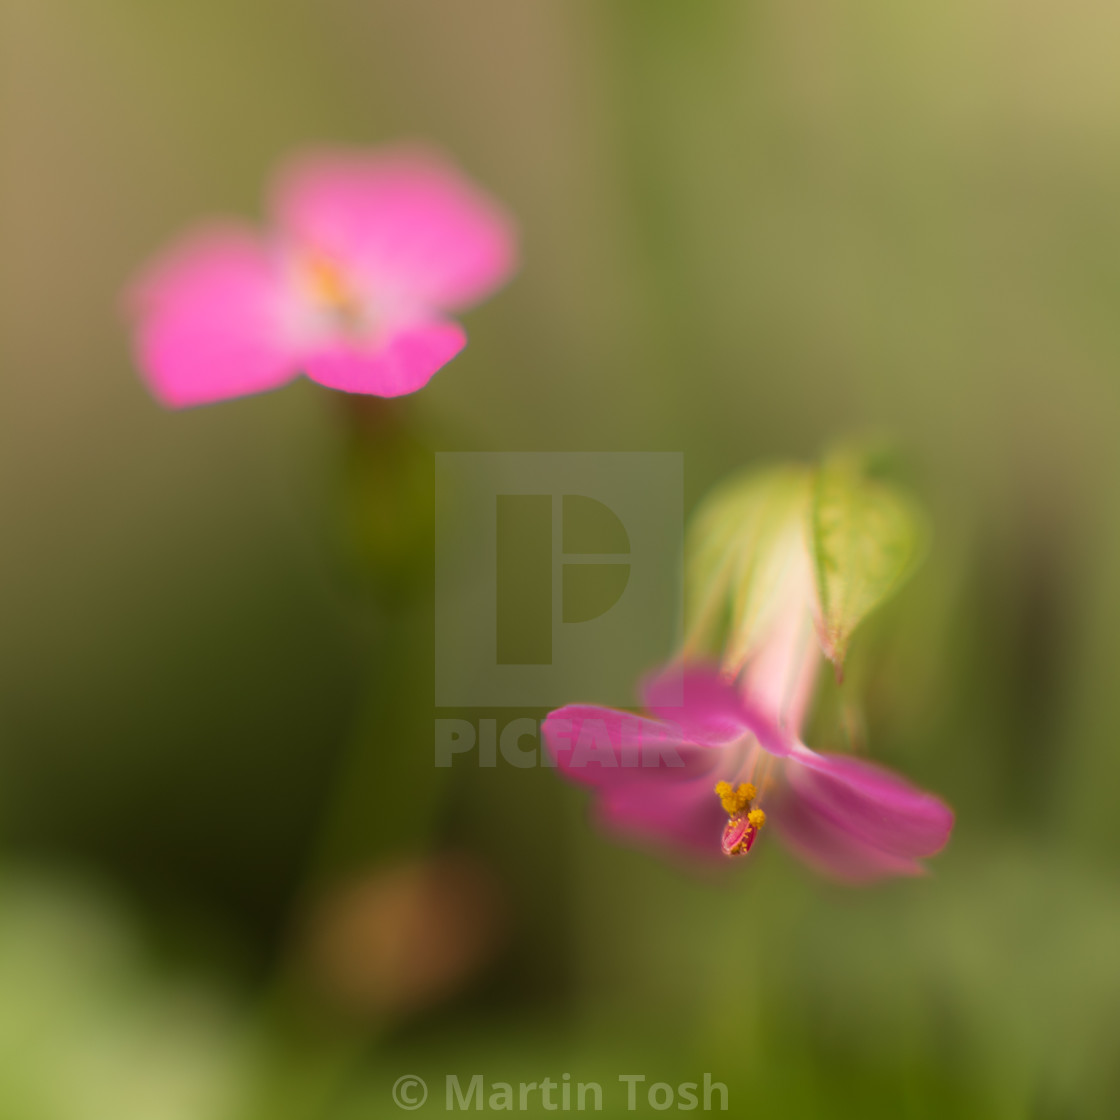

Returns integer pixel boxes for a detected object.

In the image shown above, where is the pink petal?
[542,705,725,790]
[773,745,954,882]
[596,788,728,863]
[542,704,748,863]
[739,597,820,737]
[641,664,795,756]
[128,225,297,409]
[272,146,516,312]
[771,790,924,881]
[301,320,466,398]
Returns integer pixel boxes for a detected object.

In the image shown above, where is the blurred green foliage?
[3,1,1120,1117]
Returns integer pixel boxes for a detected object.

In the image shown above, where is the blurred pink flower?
[127,146,516,408]
[542,586,953,882]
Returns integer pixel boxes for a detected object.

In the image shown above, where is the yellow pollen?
[747,809,766,829]
[715,780,756,817]
[305,254,354,311]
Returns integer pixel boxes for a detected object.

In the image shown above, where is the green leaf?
[683,464,811,667]
[808,450,929,671]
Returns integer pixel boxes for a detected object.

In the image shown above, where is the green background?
[3,2,1119,1117]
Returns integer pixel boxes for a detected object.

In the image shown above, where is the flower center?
[715,780,766,857]
[303,252,365,333]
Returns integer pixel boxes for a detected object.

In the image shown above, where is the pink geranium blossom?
[542,565,953,881]
[127,146,516,408]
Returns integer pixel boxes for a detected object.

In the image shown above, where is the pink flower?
[542,575,953,881]
[544,668,953,880]
[127,146,516,408]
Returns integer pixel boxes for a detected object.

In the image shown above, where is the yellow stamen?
[303,252,365,333]
[715,780,756,817]
[747,808,766,829]
[308,255,349,304]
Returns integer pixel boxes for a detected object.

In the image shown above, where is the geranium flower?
[543,667,952,880]
[127,145,516,408]
[543,448,952,881]
[542,555,953,881]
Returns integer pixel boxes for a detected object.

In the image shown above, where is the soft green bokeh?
[3,1,1119,1116]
